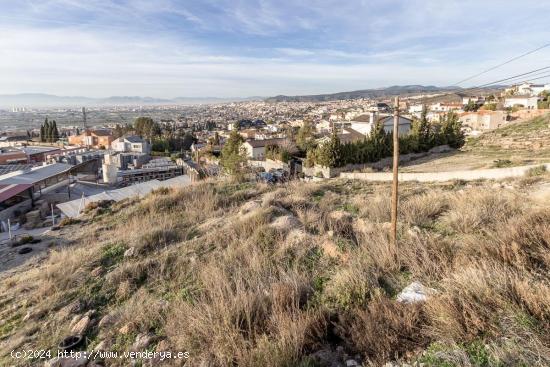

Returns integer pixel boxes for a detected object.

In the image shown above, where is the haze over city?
[1,0,550,98]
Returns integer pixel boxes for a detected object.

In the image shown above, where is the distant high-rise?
[82,107,87,129]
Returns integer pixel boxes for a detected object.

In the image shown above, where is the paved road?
[340,163,550,182]
[0,226,51,242]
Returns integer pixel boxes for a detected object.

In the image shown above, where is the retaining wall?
[340,163,550,182]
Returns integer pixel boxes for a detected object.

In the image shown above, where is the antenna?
[82,107,87,129]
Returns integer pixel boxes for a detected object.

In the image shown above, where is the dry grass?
[1,177,549,366]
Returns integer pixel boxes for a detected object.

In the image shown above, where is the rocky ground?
[0,167,549,366]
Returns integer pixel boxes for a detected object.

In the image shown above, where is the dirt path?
[341,163,550,182]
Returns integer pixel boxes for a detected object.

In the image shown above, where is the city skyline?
[1,0,550,98]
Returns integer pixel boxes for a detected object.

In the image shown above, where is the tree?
[51,120,59,142]
[114,124,124,138]
[220,130,246,176]
[296,120,316,152]
[304,149,316,168]
[464,100,479,112]
[42,118,50,143]
[315,130,343,168]
[134,117,159,140]
[482,103,497,111]
[440,112,465,148]
[40,124,45,143]
[181,132,195,151]
[410,105,432,152]
[212,131,220,146]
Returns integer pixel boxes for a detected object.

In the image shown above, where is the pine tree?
[441,112,465,148]
[40,125,45,142]
[43,119,50,143]
[51,120,59,142]
[369,121,389,161]
[316,130,343,168]
[410,105,432,151]
[220,129,246,176]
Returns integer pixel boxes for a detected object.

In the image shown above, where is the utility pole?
[391,96,400,252]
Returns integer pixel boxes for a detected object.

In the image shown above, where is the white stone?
[124,247,135,257]
[396,281,437,304]
[71,315,91,335]
[270,215,301,231]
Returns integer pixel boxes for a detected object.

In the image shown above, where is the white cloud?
[2,0,550,97]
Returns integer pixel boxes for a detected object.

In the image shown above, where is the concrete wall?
[302,145,453,178]
[341,163,550,182]
[249,159,289,172]
[511,109,549,120]
[0,199,33,224]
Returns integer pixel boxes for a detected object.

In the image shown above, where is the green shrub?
[493,159,513,168]
[100,242,126,268]
[525,165,547,177]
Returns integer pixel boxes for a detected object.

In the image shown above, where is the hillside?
[401,113,550,173]
[264,85,503,103]
[1,171,550,366]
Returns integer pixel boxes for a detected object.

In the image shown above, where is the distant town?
[0,82,548,232]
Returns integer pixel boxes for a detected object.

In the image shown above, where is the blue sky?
[1,0,550,98]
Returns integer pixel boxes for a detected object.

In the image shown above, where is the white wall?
[504,97,538,109]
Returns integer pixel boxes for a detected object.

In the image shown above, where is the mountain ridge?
[0,93,261,108]
[264,84,505,102]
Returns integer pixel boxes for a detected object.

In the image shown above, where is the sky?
[1,0,550,98]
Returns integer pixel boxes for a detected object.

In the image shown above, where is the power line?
[416,65,550,104]
[453,42,550,86]
[482,72,550,87]
[474,66,550,88]
[457,65,550,95]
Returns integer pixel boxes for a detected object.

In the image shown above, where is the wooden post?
[391,97,400,251]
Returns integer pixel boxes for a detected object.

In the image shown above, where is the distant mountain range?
[0,93,261,108]
[0,85,505,108]
[264,85,503,103]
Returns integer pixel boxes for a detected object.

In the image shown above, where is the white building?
[350,112,411,136]
[514,82,550,97]
[242,138,288,160]
[111,136,150,154]
[408,104,424,115]
[504,95,538,110]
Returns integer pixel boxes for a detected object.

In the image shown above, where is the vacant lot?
[401,113,550,173]
[1,171,549,366]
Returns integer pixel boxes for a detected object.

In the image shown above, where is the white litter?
[396,281,436,304]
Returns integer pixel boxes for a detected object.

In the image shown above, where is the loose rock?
[132,333,154,350]
[71,315,91,335]
[124,247,135,258]
[396,281,437,304]
[270,215,301,231]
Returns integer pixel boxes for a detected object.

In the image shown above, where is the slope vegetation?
[401,113,550,172]
[1,172,549,366]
